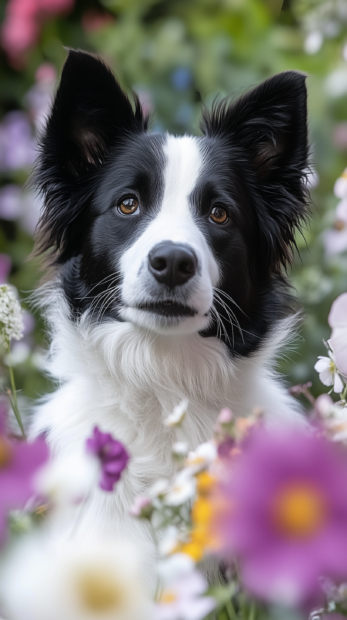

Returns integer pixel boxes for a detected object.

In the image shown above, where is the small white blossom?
[148,479,169,500]
[185,442,217,474]
[34,451,99,508]
[164,400,188,427]
[172,441,188,457]
[159,526,182,557]
[0,285,24,346]
[164,470,196,506]
[156,555,215,620]
[314,351,344,393]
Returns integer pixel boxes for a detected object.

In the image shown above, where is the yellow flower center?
[0,436,13,469]
[272,483,326,538]
[77,568,124,613]
[160,590,177,604]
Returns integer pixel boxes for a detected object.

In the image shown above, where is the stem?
[248,602,256,620]
[8,363,26,439]
[226,600,239,620]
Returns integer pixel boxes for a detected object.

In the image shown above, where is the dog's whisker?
[76,274,121,301]
[213,291,244,345]
[213,287,248,318]
[211,303,233,348]
[96,285,122,322]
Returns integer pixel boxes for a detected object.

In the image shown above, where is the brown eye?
[118,197,139,215]
[209,206,228,225]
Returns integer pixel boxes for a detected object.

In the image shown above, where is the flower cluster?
[0,285,24,347]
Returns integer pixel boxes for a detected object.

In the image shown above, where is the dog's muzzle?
[148,241,197,288]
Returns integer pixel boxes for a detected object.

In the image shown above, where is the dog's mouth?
[136,301,196,317]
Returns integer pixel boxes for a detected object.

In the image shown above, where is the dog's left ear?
[201,71,309,271]
[35,49,148,262]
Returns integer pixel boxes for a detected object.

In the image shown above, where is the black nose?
[148,242,197,287]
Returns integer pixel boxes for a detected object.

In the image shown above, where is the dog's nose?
[148,242,197,287]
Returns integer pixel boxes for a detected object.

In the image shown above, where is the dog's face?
[36,51,309,355]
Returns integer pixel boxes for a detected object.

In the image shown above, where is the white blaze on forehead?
[161,135,203,218]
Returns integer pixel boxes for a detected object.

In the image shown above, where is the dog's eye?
[209,206,229,225]
[118,197,139,215]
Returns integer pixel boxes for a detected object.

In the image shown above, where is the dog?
[30,50,309,571]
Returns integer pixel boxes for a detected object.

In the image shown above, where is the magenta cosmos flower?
[86,427,129,491]
[329,293,347,378]
[212,428,347,610]
[0,435,49,543]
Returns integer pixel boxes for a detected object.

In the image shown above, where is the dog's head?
[35,50,309,355]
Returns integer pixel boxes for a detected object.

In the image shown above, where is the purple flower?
[0,112,36,171]
[0,436,49,543]
[0,185,42,233]
[212,428,347,609]
[86,427,129,491]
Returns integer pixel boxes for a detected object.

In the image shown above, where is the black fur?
[34,50,310,358]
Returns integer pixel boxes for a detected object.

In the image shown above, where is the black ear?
[201,71,310,271]
[35,49,148,261]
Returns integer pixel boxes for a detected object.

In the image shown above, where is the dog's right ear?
[35,50,148,261]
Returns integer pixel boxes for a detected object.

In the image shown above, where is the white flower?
[316,394,347,443]
[0,284,24,346]
[164,470,196,506]
[159,526,182,557]
[1,534,152,620]
[172,441,188,457]
[34,451,99,508]
[304,31,323,55]
[156,554,215,620]
[164,399,188,427]
[334,170,347,199]
[314,351,344,393]
[148,478,169,500]
[185,442,217,474]
[158,553,195,584]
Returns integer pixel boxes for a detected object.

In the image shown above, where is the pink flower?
[0,436,49,543]
[329,293,347,377]
[81,10,114,32]
[130,495,153,518]
[86,427,129,491]
[1,0,74,63]
[212,428,347,609]
[39,0,74,13]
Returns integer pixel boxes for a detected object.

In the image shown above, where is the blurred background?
[0,0,347,408]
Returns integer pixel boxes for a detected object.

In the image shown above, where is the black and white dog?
[31,50,309,559]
